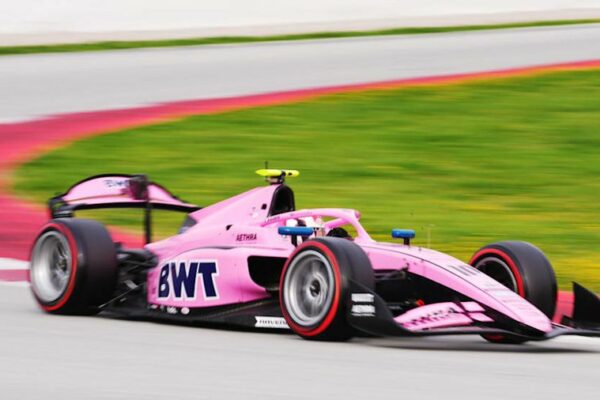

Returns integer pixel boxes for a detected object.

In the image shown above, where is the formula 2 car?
[29,170,600,342]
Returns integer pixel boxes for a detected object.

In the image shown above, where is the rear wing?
[49,174,200,243]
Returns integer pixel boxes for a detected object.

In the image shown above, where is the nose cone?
[487,287,553,333]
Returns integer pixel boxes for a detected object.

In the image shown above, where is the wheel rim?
[283,250,335,327]
[31,231,73,303]
[474,256,518,293]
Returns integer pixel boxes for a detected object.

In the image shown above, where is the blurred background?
[1,2,600,398]
[3,1,600,45]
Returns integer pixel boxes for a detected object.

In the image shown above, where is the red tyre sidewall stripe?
[483,334,506,341]
[470,248,525,297]
[32,222,79,312]
[280,241,342,337]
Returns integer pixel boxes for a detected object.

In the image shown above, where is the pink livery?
[29,170,600,342]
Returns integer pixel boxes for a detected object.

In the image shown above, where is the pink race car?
[29,170,600,342]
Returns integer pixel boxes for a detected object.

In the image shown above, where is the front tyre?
[30,219,118,315]
[469,241,557,344]
[280,238,374,341]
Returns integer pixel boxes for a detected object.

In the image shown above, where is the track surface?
[2,25,600,399]
[1,24,600,122]
[2,284,600,399]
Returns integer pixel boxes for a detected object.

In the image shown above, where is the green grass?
[2,19,599,56]
[13,69,600,290]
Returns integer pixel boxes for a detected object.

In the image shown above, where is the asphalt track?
[2,25,600,399]
[2,283,600,399]
[1,23,600,122]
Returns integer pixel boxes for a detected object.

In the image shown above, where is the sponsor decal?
[351,293,374,303]
[104,178,129,188]
[405,307,458,327]
[236,233,257,242]
[264,215,282,225]
[394,302,494,331]
[158,260,219,301]
[351,292,376,317]
[351,304,376,316]
[254,316,290,329]
[165,306,178,315]
[448,264,481,277]
[149,304,192,315]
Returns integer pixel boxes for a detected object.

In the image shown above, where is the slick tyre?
[470,241,557,344]
[280,238,374,341]
[30,219,118,315]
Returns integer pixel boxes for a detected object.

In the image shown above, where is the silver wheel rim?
[283,250,335,327]
[474,256,518,293]
[31,231,73,303]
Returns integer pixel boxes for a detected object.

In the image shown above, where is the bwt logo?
[104,179,129,188]
[158,261,219,301]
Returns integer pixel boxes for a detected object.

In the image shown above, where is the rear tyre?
[280,238,374,341]
[30,219,118,315]
[469,241,557,344]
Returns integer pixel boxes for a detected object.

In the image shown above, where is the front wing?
[346,280,600,341]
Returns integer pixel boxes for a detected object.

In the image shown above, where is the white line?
[0,258,29,270]
[0,281,29,287]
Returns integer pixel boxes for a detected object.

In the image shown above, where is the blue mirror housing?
[391,229,416,245]
[278,226,314,236]
[278,226,314,247]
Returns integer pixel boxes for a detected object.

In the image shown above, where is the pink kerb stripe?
[0,269,29,282]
